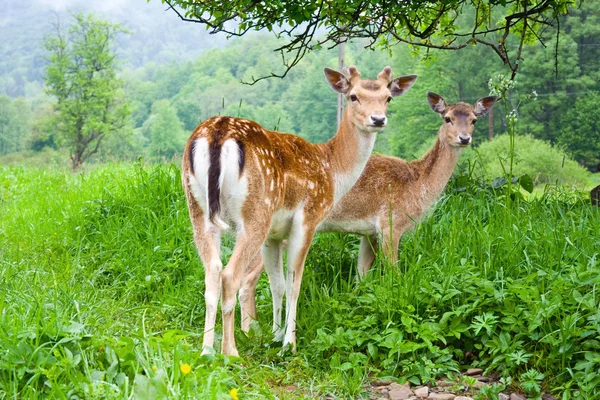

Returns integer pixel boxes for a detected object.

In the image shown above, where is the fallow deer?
[239,91,498,334]
[182,66,417,356]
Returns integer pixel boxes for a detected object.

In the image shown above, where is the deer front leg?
[283,221,317,351]
[221,229,269,357]
[357,235,378,279]
[380,228,401,265]
[261,239,285,340]
[239,252,263,333]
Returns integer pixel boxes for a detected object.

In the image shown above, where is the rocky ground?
[363,369,559,400]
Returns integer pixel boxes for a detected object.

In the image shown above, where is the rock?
[427,394,455,400]
[477,377,490,382]
[414,386,429,398]
[499,394,510,400]
[473,381,488,388]
[388,383,413,400]
[380,388,389,395]
[510,394,527,400]
[373,379,395,386]
[436,380,454,388]
[465,368,483,376]
[455,397,474,400]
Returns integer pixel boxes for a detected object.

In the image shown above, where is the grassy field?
[0,163,599,399]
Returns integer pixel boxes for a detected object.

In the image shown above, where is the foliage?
[469,134,592,187]
[44,13,132,170]
[1,163,599,398]
[161,0,575,81]
[144,99,187,160]
[0,95,31,155]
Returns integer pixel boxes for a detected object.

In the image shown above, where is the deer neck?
[413,127,463,204]
[322,108,378,202]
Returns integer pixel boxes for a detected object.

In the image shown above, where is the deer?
[239,91,498,335]
[181,65,417,356]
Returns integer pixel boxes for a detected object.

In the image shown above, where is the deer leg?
[187,200,222,356]
[221,228,269,356]
[381,229,401,265]
[261,239,285,340]
[357,235,378,279]
[283,220,317,351]
[239,252,263,333]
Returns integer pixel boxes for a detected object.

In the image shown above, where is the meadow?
[0,162,599,399]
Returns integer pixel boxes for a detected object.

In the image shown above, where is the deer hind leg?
[186,197,222,355]
[283,219,317,351]
[357,235,378,279]
[221,226,270,356]
[239,252,263,333]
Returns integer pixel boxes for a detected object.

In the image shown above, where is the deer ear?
[324,68,351,95]
[389,74,417,97]
[427,91,447,113]
[474,96,500,116]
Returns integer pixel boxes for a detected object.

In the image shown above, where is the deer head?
[427,91,499,147]
[324,66,417,133]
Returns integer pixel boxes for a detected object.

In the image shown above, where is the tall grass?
[0,163,599,398]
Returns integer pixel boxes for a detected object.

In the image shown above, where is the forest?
[1,1,599,184]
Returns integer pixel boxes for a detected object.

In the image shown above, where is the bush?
[468,134,592,187]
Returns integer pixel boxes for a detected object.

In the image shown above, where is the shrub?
[467,134,591,187]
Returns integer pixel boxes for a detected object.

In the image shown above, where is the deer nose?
[370,115,387,127]
[459,135,471,145]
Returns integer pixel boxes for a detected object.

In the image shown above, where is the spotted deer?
[239,91,498,334]
[182,66,417,355]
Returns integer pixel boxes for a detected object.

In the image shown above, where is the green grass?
[1,162,599,399]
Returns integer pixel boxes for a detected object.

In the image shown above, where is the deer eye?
[444,117,452,124]
[472,119,477,125]
[350,94,358,102]
[386,96,393,103]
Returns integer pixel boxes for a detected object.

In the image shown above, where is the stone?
[510,394,527,400]
[436,380,454,388]
[388,383,413,400]
[498,394,510,400]
[414,386,429,398]
[427,394,455,400]
[477,377,490,382]
[465,368,483,376]
[473,381,488,389]
[373,379,395,386]
[454,397,474,400]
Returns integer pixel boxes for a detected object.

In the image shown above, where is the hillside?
[0,0,231,97]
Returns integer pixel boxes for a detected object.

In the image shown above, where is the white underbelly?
[318,216,379,236]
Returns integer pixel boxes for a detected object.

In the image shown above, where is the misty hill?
[0,0,231,97]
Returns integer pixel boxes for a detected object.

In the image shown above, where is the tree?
[0,95,31,155]
[44,13,131,170]
[144,99,187,160]
[161,0,576,81]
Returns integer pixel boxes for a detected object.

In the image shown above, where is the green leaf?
[519,174,534,193]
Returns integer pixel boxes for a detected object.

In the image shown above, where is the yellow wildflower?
[229,388,239,400]
[151,365,157,372]
[180,363,192,375]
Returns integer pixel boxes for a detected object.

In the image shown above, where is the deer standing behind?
[181,66,417,356]
[239,91,498,334]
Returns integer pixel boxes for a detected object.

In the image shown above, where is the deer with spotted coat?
[239,91,499,335]
[181,66,417,356]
